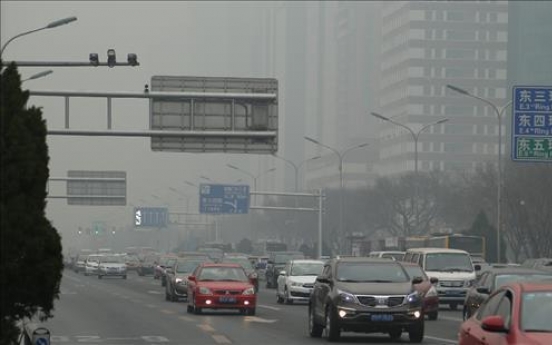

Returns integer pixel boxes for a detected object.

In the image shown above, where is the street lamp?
[272,154,322,191]
[370,112,449,174]
[21,69,53,82]
[226,164,276,203]
[184,180,197,188]
[446,84,512,263]
[304,137,370,254]
[1,16,77,57]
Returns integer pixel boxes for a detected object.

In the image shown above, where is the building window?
[446,48,475,60]
[445,67,474,79]
[446,11,465,22]
[446,30,476,41]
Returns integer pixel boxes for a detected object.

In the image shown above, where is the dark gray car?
[308,257,424,343]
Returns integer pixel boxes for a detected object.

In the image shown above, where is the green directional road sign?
[514,137,552,160]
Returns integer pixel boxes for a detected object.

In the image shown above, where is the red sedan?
[187,262,257,315]
[401,262,440,320]
[459,281,552,345]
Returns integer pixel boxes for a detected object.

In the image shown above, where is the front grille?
[356,295,406,307]
[303,284,314,288]
[290,291,311,298]
[440,280,464,288]
[214,290,241,295]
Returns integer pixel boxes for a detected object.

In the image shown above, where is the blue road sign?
[512,86,552,162]
[199,184,250,214]
[134,207,168,227]
[36,338,49,345]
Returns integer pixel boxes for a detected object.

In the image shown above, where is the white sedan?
[276,259,325,304]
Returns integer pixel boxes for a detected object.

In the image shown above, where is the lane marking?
[425,335,458,344]
[197,324,216,332]
[160,309,175,314]
[244,316,277,323]
[148,290,163,295]
[179,316,194,322]
[212,335,232,344]
[258,304,281,311]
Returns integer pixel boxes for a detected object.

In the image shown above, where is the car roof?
[400,262,424,267]
[405,247,469,254]
[370,251,405,254]
[289,259,325,264]
[502,281,552,293]
[199,262,242,268]
[332,257,401,264]
[484,267,552,275]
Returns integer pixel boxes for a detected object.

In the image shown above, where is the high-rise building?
[376,1,509,176]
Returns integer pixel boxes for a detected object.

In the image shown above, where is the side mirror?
[474,264,481,271]
[279,270,286,276]
[430,277,439,284]
[316,276,330,284]
[412,276,424,285]
[188,275,196,282]
[476,286,490,294]
[481,315,507,332]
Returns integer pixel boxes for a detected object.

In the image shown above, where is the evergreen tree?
[0,62,63,343]
[467,210,505,263]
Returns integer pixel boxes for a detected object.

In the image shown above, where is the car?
[265,251,305,288]
[400,262,440,320]
[522,257,552,272]
[222,255,259,292]
[276,259,325,304]
[123,254,141,272]
[462,266,552,320]
[368,251,406,261]
[97,254,127,279]
[73,253,88,274]
[165,257,208,302]
[458,281,552,345]
[84,254,102,276]
[154,254,178,286]
[187,262,257,315]
[308,257,425,343]
[402,247,478,310]
[137,253,159,276]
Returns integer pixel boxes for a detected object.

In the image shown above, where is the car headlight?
[425,286,438,297]
[405,291,421,304]
[290,281,303,287]
[175,278,183,284]
[466,279,476,287]
[338,290,356,304]
[243,287,255,295]
[250,272,258,279]
[198,286,212,295]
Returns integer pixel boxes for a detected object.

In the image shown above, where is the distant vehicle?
[265,251,305,288]
[402,248,478,310]
[276,259,324,304]
[252,240,288,256]
[196,247,224,262]
[308,257,424,342]
[154,254,178,283]
[123,254,141,272]
[165,257,209,302]
[368,251,405,261]
[73,249,93,273]
[521,257,552,272]
[400,262,440,320]
[84,254,102,276]
[187,262,257,315]
[138,253,159,276]
[425,234,486,259]
[462,266,552,320]
[459,281,552,345]
[97,255,127,279]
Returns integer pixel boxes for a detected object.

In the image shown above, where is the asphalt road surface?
[38,269,463,345]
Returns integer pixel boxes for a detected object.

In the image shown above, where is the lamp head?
[107,49,116,68]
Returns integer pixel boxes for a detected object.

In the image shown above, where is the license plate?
[445,290,458,295]
[219,296,237,303]
[371,314,394,322]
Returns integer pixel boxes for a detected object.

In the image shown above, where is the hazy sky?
[1,1,290,249]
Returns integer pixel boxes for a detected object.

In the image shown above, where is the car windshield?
[495,274,552,289]
[100,256,122,264]
[198,267,248,282]
[402,265,427,280]
[521,291,552,332]
[290,262,324,276]
[336,263,409,283]
[425,253,473,272]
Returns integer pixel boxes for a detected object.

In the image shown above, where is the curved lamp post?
[446,84,512,263]
[21,69,53,82]
[272,154,321,191]
[1,16,77,57]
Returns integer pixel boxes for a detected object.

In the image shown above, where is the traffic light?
[107,49,116,68]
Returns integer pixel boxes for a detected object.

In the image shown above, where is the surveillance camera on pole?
[107,49,116,68]
[127,53,138,66]
[89,53,99,66]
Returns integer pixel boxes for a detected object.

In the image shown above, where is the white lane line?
[197,324,216,332]
[160,309,175,315]
[244,316,277,323]
[212,335,232,344]
[439,315,464,322]
[148,290,163,294]
[425,335,458,344]
[179,316,195,322]
[258,304,281,311]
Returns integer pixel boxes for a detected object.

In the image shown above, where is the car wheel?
[98,275,102,279]
[427,311,438,321]
[276,294,284,304]
[462,306,470,320]
[308,305,323,338]
[449,303,458,311]
[123,275,127,280]
[165,289,170,301]
[193,297,202,314]
[138,270,144,276]
[389,328,402,340]
[408,321,424,343]
[161,278,166,287]
[187,304,193,313]
[324,305,341,342]
[247,308,256,316]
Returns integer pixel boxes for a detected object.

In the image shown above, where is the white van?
[402,248,478,310]
[368,251,405,261]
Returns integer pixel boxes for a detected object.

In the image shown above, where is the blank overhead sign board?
[150,76,278,154]
[66,170,126,206]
